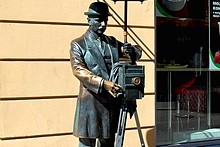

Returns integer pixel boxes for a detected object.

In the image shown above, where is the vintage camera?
[116,62,145,101]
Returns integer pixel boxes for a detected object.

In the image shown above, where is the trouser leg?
[78,138,96,147]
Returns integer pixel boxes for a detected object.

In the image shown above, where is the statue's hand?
[103,80,122,98]
[123,43,134,55]
[123,43,137,64]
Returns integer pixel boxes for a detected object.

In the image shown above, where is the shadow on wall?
[146,128,155,147]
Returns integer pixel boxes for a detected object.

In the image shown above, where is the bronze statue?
[70,2,142,146]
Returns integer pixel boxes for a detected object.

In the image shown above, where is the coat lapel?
[85,33,109,79]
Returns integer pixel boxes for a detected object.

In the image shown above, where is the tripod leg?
[116,108,128,147]
[134,111,145,147]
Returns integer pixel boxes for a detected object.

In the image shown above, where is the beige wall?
[0,0,155,146]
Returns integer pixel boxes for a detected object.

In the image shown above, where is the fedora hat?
[84,2,112,17]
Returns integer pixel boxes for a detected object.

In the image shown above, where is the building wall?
[0,0,155,146]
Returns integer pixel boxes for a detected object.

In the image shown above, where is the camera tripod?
[110,1,146,146]
[115,100,145,147]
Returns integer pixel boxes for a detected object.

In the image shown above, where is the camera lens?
[132,77,141,86]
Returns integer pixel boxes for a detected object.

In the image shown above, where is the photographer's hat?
[84,2,112,17]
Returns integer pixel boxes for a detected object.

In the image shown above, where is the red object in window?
[179,88,206,113]
[214,51,220,64]
[174,77,196,94]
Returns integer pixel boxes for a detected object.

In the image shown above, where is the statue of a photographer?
[70,2,142,146]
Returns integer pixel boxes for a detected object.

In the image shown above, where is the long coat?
[70,29,141,138]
